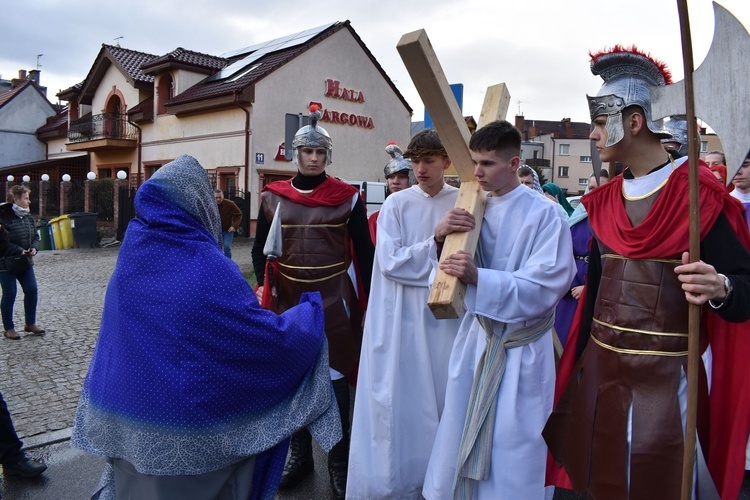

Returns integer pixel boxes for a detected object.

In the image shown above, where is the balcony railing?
[68,113,138,144]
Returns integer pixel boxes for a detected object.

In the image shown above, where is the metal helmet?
[383,142,412,178]
[587,46,673,147]
[292,104,332,167]
[661,115,692,157]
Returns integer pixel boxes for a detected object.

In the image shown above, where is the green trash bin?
[36,218,52,251]
[49,215,73,249]
[69,212,99,248]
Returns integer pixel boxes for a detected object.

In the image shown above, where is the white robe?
[423,185,575,500]
[347,184,464,500]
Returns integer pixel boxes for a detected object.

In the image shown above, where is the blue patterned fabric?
[72,155,341,500]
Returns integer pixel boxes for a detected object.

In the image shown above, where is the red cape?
[548,162,750,499]
[263,175,359,207]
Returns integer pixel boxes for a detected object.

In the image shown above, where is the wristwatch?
[709,273,733,309]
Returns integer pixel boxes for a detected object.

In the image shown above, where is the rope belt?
[453,313,554,499]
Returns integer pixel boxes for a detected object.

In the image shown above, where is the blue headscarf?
[542,182,575,216]
[72,155,340,500]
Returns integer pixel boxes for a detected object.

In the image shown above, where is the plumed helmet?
[292,104,332,167]
[661,115,692,157]
[383,142,412,177]
[587,45,673,147]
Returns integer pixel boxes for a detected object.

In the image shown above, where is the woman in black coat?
[0,186,45,340]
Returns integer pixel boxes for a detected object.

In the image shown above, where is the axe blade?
[652,2,750,184]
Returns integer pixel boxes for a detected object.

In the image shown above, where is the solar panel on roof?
[207,21,337,83]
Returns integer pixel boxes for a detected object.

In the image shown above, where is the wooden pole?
[676,1,701,498]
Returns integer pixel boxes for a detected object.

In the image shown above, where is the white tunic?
[347,184,464,500]
[423,185,575,500]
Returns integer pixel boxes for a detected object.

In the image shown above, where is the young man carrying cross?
[543,47,750,500]
[422,120,575,499]
[347,129,467,499]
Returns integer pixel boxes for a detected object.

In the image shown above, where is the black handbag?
[4,254,32,273]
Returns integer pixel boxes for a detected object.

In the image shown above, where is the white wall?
[249,28,412,217]
[0,86,55,166]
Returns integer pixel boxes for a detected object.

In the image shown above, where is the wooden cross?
[397,29,511,319]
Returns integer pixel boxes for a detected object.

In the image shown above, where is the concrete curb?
[23,427,73,450]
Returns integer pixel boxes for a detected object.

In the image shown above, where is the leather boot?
[328,377,351,500]
[278,428,313,489]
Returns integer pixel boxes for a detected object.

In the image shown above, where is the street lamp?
[86,172,96,181]
[41,174,50,182]
[116,170,127,180]
[62,174,71,182]
[6,175,13,182]
[22,175,30,182]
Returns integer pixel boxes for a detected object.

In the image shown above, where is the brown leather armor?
[545,189,709,500]
[261,191,363,376]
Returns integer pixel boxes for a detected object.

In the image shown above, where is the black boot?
[328,378,351,500]
[278,428,313,489]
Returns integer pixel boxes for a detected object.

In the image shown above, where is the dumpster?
[36,218,52,251]
[69,212,99,248]
[49,215,74,250]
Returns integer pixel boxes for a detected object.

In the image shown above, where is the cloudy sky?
[2,0,748,125]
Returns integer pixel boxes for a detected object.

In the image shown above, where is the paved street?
[1,238,748,499]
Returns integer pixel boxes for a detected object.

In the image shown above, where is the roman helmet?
[587,45,673,147]
[292,104,333,167]
[383,142,413,178]
[661,115,693,157]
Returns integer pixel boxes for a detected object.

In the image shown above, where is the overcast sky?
[2,0,748,126]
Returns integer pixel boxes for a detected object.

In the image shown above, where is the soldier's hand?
[675,251,726,305]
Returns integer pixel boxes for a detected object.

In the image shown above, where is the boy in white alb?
[423,120,575,499]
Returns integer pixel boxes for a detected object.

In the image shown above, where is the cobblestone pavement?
[0,238,255,445]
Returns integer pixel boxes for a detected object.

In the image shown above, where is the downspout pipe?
[128,119,142,187]
[235,92,251,238]
[235,92,251,194]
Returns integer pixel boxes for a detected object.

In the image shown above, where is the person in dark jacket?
[0,217,48,476]
[0,186,45,340]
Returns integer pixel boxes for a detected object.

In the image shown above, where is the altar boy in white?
[422,120,575,500]
[347,129,471,499]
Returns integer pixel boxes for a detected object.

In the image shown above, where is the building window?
[157,74,174,115]
[580,155,592,163]
[559,144,570,156]
[99,169,112,178]
[558,166,569,177]
[579,178,589,186]
[700,141,708,153]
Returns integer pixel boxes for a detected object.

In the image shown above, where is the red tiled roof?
[0,80,32,109]
[78,45,159,104]
[166,21,412,113]
[141,48,227,74]
[104,44,158,84]
[165,42,307,106]
[37,108,68,135]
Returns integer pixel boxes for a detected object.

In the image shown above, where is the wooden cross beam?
[397,29,511,319]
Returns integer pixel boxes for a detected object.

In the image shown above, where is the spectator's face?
[13,191,30,209]
[298,147,328,176]
[705,153,725,167]
[712,170,725,184]
[733,159,750,192]
[519,174,534,189]
[386,171,410,193]
[214,192,224,204]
